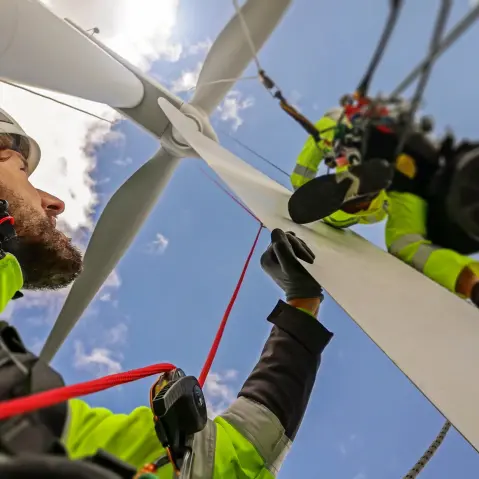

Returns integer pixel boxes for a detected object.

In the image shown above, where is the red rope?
[0,363,175,420]
[198,222,263,387]
[199,167,262,223]
[0,216,14,226]
[0,168,263,420]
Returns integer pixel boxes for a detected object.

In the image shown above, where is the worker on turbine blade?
[0,108,333,477]
[367,126,479,306]
[288,98,479,307]
[289,102,394,228]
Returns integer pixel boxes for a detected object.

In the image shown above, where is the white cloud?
[203,370,238,418]
[29,336,48,355]
[187,39,212,57]
[10,267,122,324]
[74,340,123,376]
[171,62,203,93]
[43,0,183,69]
[352,473,366,479]
[290,89,302,112]
[114,156,133,167]
[0,84,120,231]
[217,91,255,131]
[338,432,362,459]
[1,0,183,233]
[14,288,71,325]
[168,40,254,131]
[147,233,169,255]
[104,269,122,288]
[0,301,16,322]
[107,322,128,345]
[96,177,111,185]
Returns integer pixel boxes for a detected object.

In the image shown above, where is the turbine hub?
[159,101,219,158]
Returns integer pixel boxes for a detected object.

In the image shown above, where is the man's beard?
[1,187,83,290]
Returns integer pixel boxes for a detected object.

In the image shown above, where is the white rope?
[0,80,114,124]
[232,0,262,71]
[188,75,258,93]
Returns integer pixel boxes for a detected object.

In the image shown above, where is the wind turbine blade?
[190,0,291,114]
[66,19,183,139]
[0,0,144,107]
[40,148,180,362]
[159,97,479,453]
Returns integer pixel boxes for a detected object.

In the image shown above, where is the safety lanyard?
[257,1,405,146]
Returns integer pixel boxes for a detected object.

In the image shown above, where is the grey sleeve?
[237,300,333,441]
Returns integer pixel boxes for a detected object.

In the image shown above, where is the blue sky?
[6,0,479,478]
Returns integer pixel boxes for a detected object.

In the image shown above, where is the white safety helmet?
[323,107,344,122]
[0,108,40,176]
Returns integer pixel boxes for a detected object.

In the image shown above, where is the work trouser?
[385,191,478,295]
[322,162,390,229]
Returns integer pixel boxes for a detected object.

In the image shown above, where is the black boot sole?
[288,159,393,225]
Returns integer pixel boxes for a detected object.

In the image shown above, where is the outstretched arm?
[234,298,331,444]
[65,231,332,479]
[196,229,332,478]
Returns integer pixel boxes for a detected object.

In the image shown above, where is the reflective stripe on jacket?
[385,191,476,293]
[291,116,337,191]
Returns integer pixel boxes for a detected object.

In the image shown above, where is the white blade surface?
[0,0,143,107]
[41,148,180,362]
[190,0,291,114]
[159,97,479,452]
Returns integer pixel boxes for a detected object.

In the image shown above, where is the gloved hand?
[261,229,324,301]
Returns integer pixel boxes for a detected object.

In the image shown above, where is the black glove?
[260,229,324,301]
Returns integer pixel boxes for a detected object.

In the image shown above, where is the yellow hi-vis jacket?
[386,191,478,295]
[0,252,23,313]
[0,254,333,479]
[290,115,389,228]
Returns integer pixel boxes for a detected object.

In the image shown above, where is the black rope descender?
[149,368,207,476]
